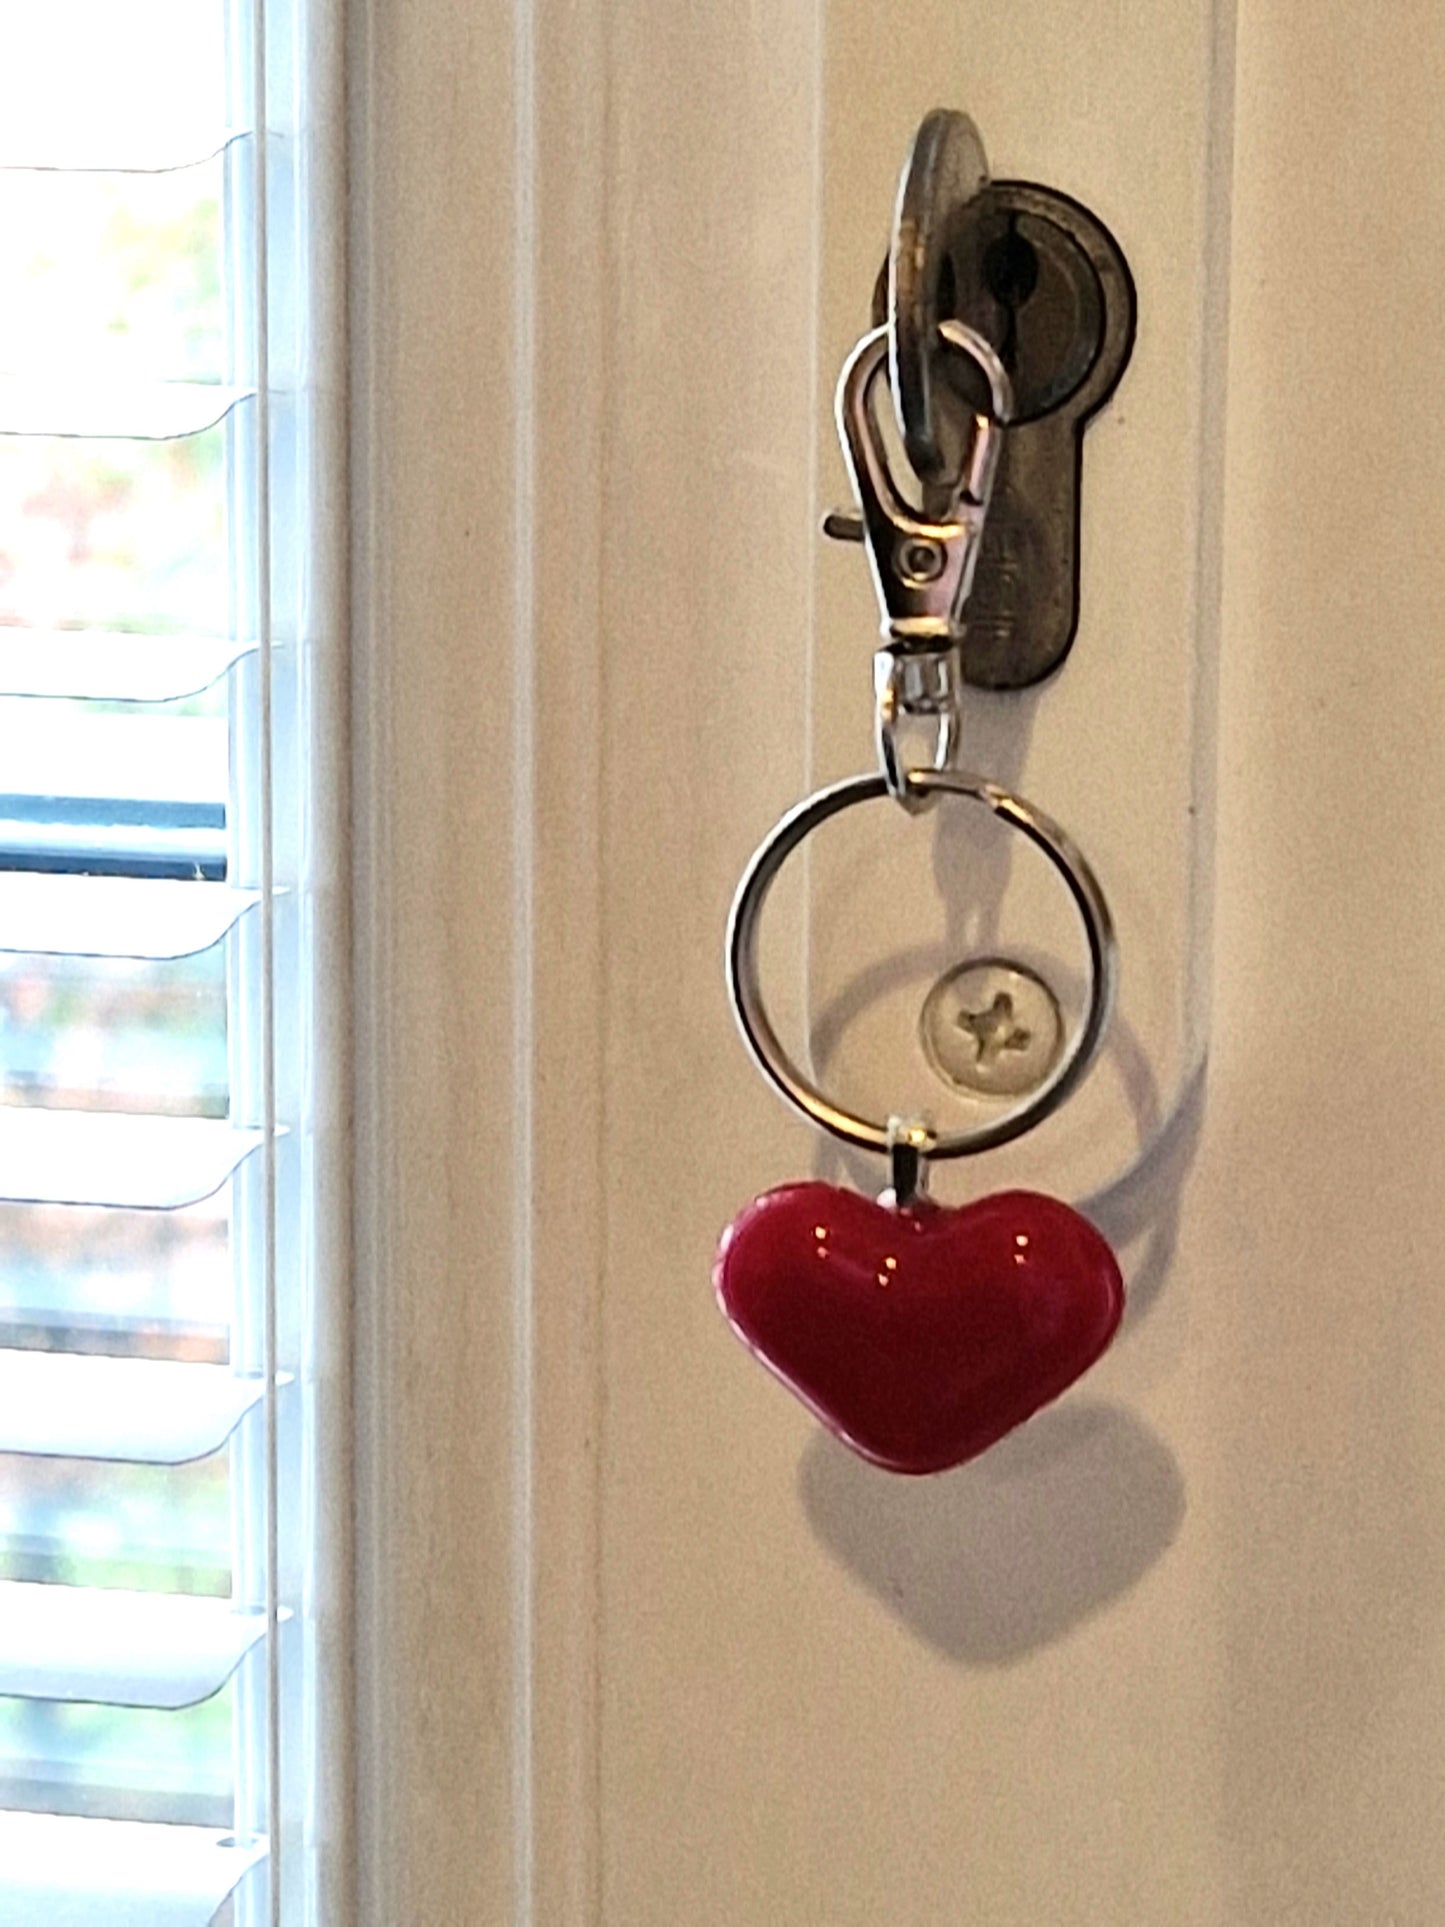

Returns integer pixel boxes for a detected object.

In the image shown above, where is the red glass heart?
[714,1182,1123,1474]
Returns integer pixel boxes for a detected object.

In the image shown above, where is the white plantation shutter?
[0,0,343,1919]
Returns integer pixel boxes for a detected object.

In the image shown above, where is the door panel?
[1209,7,1445,1918]
[351,1,1445,1920]
[589,7,1228,1922]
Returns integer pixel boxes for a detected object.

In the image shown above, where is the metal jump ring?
[874,646,960,810]
[726,767,1116,1160]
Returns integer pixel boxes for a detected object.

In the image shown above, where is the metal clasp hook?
[833,321,1012,808]
[836,320,1012,643]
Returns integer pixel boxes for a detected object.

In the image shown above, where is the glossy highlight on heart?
[714,1181,1124,1475]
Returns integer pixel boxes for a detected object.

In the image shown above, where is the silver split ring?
[726,767,1116,1159]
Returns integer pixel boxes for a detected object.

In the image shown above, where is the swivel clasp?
[831,322,1012,807]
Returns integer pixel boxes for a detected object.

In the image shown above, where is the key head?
[888,109,994,489]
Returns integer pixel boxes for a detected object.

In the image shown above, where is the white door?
[349,2,1445,1920]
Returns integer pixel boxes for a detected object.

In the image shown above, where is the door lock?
[826,110,1136,690]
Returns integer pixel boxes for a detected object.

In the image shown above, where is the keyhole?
[983,225,1039,376]
[984,226,1040,308]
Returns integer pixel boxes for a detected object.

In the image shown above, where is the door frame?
[349,0,610,1914]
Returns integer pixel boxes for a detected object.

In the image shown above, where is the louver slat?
[0,1580,278,1708]
[0,1809,265,1925]
[0,1110,266,1210]
[0,1351,273,1463]
[0,631,257,704]
[0,874,257,959]
[0,129,247,174]
[0,377,251,441]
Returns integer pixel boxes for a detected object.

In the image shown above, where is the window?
[0,1,345,1919]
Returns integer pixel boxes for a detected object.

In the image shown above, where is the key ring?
[725,765,1116,1159]
[712,114,1132,1477]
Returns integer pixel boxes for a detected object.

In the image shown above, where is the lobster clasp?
[832,321,1012,810]
[834,321,1012,647]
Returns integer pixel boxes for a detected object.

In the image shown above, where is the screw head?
[895,536,946,584]
[919,958,1064,1100]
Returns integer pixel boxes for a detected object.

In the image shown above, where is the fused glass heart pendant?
[714,1181,1123,1474]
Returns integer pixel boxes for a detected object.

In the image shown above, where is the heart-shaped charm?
[714,1182,1123,1474]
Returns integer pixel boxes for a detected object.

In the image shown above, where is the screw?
[894,536,946,584]
[919,958,1064,1100]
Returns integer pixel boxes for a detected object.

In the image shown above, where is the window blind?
[0,0,323,1919]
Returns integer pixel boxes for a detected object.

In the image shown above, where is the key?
[829,164,1136,691]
